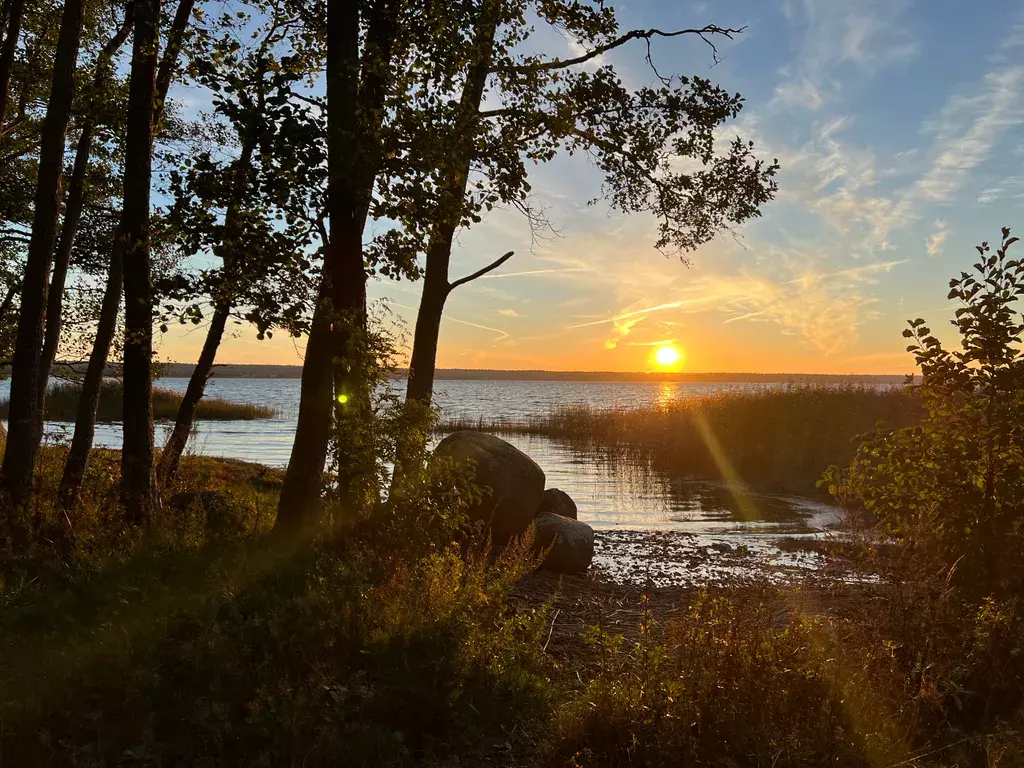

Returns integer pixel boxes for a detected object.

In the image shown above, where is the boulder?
[433,430,545,543]
[533,512,595,574]
[537,488,577,520]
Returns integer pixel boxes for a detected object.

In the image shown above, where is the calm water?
[6,377,770,470]
[2,377,841,583]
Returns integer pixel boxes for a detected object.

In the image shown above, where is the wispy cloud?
[683,257,905,354]
[771,77,824,111]
[926,220,949,256]
[916,67,1024,202]
[977,175,1024,205]
[989,7,1024,64]
[496,308,519,317]
[566,300,693,330]
[626,338,677,347]
[774,0,918,112]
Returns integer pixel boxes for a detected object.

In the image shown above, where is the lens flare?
[337,393,349,404]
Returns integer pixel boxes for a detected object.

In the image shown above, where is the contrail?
[478,267,586,279]
[388,301,510,341]
[567,300,697,329]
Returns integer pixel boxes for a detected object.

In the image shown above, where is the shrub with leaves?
[830,228,1024,597]
[825,227,1024,736]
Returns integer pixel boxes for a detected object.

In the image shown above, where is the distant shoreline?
[28,362,910,385]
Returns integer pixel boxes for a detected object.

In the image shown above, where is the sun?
[653,344,683,368]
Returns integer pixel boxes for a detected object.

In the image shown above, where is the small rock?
[537,488,577,520]
[533,512,595,574]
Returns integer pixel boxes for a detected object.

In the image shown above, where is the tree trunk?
[36,121,91,404]
[60,0,186,515]
[156,65,261,486]
[275,1,363,531]
[155,299,228,484]
[0,0,25,128]
[0,280,19,318]
[404,2,498,412]
[118,0,159,522]
[154,0,194,127]
[0,0,84,515]
[57,235,122,509]
[0,0,13,41]
[38,7,134,407]
[405,259,450,409]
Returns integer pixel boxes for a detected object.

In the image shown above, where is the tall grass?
[439,385,921,493]
[0,380,277,421]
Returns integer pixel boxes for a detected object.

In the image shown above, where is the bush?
[544,587,912,767]
[826,227,1024,742]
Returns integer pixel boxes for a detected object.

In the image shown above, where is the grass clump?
[0,379,277,422]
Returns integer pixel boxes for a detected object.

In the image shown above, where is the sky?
[161,0,1024,374]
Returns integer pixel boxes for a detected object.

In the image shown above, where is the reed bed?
[437,384,921,493]
[0,380,277,422]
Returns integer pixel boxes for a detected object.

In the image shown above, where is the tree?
[58,0,196,511]
[826,227,1024,734]
[155,0,320,483]
[117,0,160,519]
[36,0,134,407]
[0,0,27,129]
[0,0,85,519]
[274,0,408,530]
[394,3,778,414]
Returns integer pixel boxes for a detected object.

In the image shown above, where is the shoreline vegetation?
[0,380,277,422]
[438,385,921,494]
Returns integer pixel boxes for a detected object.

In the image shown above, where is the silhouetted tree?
[156,0,320,483]
[394,3,778,422]
[59,0,195,513]
[118,0,160,520]
[36,1,135,408]
[0,0,85,521]
[274,0,406,529]
[0,0,26,129]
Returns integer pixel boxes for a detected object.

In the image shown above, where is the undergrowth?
[0,447,1021,765]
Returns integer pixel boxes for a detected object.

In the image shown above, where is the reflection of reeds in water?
[437,385,920,493]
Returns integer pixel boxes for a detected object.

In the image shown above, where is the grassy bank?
[0,380,277,422]
[1,447,1019,766]
[439,385,921,493]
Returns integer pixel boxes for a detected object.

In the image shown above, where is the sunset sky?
[161,0,1024,374]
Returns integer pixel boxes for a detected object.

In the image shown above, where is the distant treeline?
[8,363,910,385]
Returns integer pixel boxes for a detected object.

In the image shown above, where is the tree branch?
[504,25,745,74]
[447,250,514,293]
[154,0,196,126]
[0,279,21,317]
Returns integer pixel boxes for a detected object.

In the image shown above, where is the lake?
[2,377,844,585]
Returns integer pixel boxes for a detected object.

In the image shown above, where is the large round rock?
[534,513,595,574]
[433,431,545,544]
